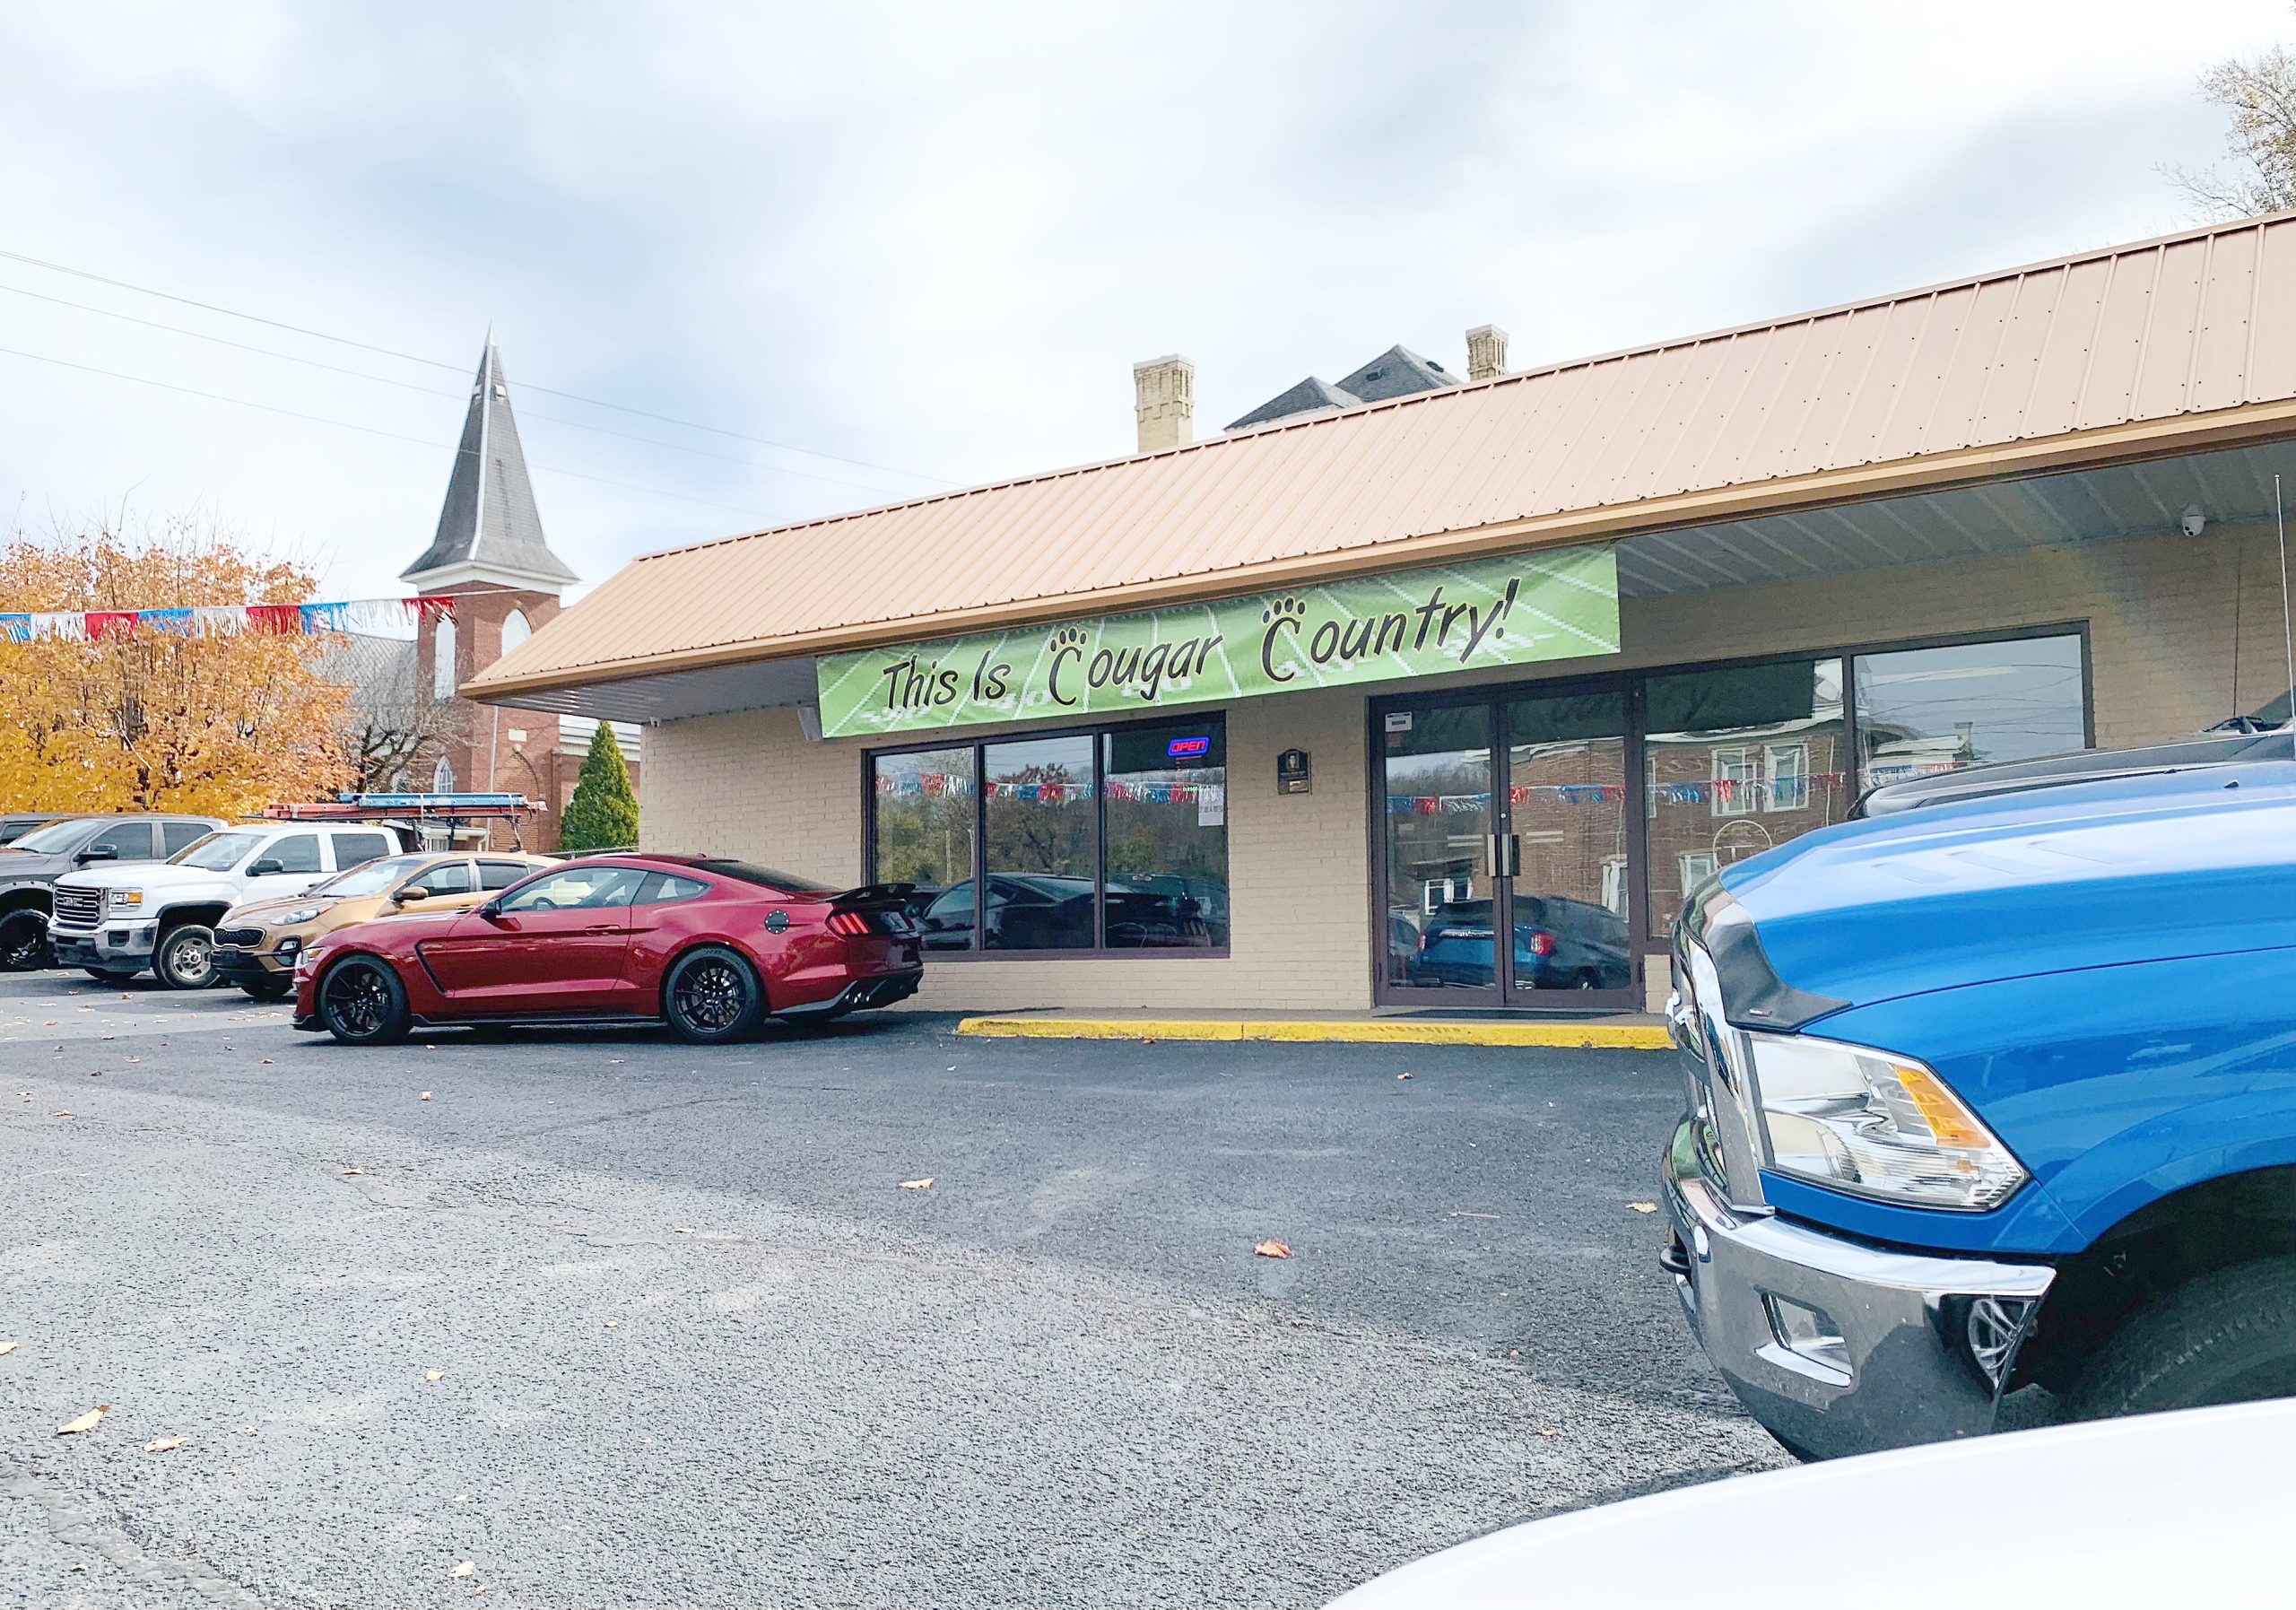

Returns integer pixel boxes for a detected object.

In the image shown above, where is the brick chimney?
[1465,325,1509,382]
[1133,354,1195,453]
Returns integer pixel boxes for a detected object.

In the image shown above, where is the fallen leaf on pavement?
[57,1405,111,1435]
[451,1562,476,1580]
[1538,1427,1559,1438]
[1509,1349,1521,1358]
[1254,1240,1292,1258]
[41,1020,55,1026]
[50,1110,69,1118]
[419,1091,432,1101]
[341,1168,365,1177]
[126,1057,139,1065]
[0,1341,15,1354]
[1396,1072,1413,1080]
[423,1370,445,1383]
[604,1318,621,1328]
[260,1058,274,1066]
[1626,1201,1658,1214]
[899,1177,934,1190]
[144,1437,183,1453]
[673,1226,694,1235]
[452,1493,469,1503]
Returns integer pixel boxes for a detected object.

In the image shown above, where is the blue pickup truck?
[1663,750,2296,1459]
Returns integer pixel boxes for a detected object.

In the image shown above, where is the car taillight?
[1527,929,1557,956]
[826,910,871,937]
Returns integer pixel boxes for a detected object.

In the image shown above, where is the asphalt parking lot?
[0,970,1785,1609]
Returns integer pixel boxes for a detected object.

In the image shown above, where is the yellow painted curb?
[953,1016,1671,1049]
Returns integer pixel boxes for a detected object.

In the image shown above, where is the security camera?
[2181,506,2208,538]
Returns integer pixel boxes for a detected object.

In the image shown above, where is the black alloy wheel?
[0,910,49,971]
[154,924,218,990]
[319,956,411,1045]
[664,945,765,1044]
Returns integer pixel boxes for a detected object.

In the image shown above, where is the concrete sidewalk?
[952,1010,1672,1049]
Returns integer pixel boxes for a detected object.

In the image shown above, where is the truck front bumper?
[48,922,157,974]
[1662,1117,2055,1459]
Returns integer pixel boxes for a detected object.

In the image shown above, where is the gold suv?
[213,849,552,1000]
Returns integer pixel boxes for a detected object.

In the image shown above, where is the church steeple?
[401,335,579,592]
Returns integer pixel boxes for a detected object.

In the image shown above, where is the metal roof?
[470,212,2296,704]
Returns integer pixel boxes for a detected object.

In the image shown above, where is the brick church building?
[398,337,639,850]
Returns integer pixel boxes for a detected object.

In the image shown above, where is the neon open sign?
[1167,735,1212,760]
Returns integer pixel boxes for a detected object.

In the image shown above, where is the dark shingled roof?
[1224,344,1459,432]
[402,339,579,588]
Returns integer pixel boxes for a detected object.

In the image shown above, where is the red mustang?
[293,855,922,1045]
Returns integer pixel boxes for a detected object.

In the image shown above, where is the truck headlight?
[107,888,144,912]
[1746,1032,2027,1211]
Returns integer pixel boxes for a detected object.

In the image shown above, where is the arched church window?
[500,609,531,658]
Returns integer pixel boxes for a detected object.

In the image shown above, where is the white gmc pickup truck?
[48,822,408,988]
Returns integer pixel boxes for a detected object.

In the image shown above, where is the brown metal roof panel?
[1796,301,1900,470]
[1830,295,1939,465]
[2020,257,2113,439]
[1698,320,1812,487]
[1592,338,1718,506]
[1405,376,1537,527]
[1557,344,1692,509]
[1619,338,1739,498]
[2192,222,2262,413]
[2074,246,2161,430]
[1510,358,1638,512]
[1975,267,2068,441]
[1736,311,1858,483]
[1920,275,2022,453]
[1661,334,1770,493]
[2132,237,2210,420]
[1866,289,1971,462]
[2248,218,2296,402]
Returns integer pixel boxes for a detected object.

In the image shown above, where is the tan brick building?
[467,213,2296,1014]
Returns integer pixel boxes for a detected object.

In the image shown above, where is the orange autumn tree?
[0,521,354,815]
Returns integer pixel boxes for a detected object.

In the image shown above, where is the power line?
[0,245,957,485]
[0,279,918,496]
[0,342,777,520]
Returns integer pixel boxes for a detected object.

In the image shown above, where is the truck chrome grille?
[52,886,101,929]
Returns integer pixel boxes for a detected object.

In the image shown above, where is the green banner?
[815,544,1620,739]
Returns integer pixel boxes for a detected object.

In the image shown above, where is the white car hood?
[1326,1400,2293,1610]
[55,861,235,893]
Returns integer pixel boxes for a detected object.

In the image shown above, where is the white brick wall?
[640,523,2273,1014]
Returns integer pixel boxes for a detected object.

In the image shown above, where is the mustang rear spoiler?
[827,883,916,908]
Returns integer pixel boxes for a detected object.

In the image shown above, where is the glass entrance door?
[1378,686,1638,1008]
[1502,691,1634,1000]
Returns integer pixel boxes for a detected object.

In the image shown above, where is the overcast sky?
[0,1,2288,605]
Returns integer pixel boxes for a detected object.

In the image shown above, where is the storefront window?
[872,746,977,951]
[1855,635,2086,789]
[1103,723,1228,948]
[871,717,1229,957]
[1644,658,1848,937]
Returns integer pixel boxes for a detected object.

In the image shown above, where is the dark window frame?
[864,710,1231,962]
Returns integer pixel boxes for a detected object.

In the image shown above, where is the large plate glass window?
[1644,659,1848,939]
[873,745,978,951]
[1855,635,2086,790]
[869,717,1227,957]
[1103,722,1228,948]
[984,735,1097,950]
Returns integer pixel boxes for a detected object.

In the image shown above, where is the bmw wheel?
[663,945,765,1044]
[154,923,218,990]
[318,956,411,1046]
